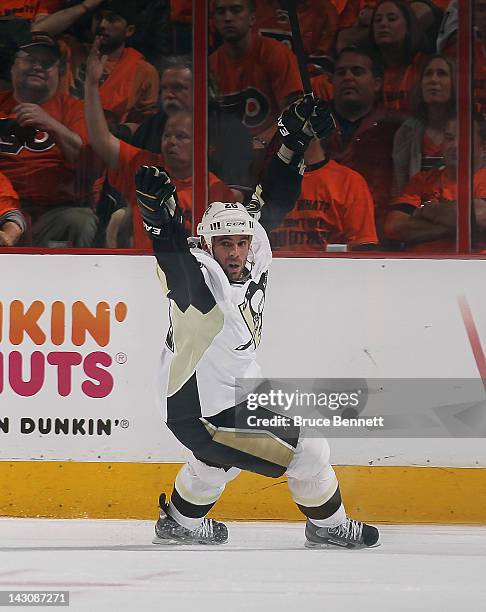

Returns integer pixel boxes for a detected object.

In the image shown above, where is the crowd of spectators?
[0,0,483,252]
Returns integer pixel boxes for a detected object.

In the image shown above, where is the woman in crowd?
[369,0,425,114]
[392,53,455,196]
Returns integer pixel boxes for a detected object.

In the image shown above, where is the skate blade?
[152,536,184,546]
[152,535,227,546]
[305,540,381,550]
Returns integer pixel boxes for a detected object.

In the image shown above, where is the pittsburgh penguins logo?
[219,88,271,129]
[0,118,56,155]
[236,271,268,351]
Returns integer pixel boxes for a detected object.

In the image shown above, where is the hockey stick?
[278,0,313,96]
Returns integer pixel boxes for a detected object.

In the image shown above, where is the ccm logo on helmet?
[226,221,246,227]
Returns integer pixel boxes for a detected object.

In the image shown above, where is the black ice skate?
[152,494,228,545]
[305,518,379,549]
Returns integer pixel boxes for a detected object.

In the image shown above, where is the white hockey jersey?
[157,221,272,419]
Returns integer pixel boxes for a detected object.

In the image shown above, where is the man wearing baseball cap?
[0,30,97,247]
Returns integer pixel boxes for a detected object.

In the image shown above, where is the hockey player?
[135,97,379,549]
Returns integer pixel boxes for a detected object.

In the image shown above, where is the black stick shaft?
[279,0,313,95]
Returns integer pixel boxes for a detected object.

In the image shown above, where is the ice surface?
[0,519,484,612]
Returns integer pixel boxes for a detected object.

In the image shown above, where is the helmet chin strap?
[200,236,213,255]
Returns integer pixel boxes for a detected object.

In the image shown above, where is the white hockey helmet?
[197,202,255,254]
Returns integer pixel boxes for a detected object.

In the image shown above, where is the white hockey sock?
[308,503,346,529]
[167,501,204,530]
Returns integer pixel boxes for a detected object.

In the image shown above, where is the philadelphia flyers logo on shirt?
[219,88,270,129]
[236,271,268,351]
[0,119,55,155]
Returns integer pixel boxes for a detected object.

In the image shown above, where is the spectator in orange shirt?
[0,2,63,88]
[0,31,96,247]
[0,170,25,246]
[385,116,486,252]
[209,0,303,150]
[325,46,403,238]
[392,53,456,197]
[270,133,378,252]
[33,0,160,134]
[369,0,425,114]
[84,39,236,249]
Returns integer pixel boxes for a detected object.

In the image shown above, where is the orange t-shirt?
[391,167,486,252]
[0,91,88,210]
[382,54,424,115]
[59,40,160,125]
[254,0,338,57]
[109,141,235,249]
[270,159,378,251]
[209,35,302,135]
[0,170,19,217]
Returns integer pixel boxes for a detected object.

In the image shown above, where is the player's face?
[11,48,60,101]
[161,114,193,177]
[333,52,382,111]
[421,58,452,105]
[212,235,251,282]
[213,0,255,43]
[161,68,193,115]
[92,10,135,54]
[373,2,407,47]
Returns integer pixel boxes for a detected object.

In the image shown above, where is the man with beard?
[0,31,96,247]
[33,0,159,134]
[324,46,403,240]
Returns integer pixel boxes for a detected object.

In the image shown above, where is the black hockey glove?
[277,95,315,155]
[135,165,182,239]
[309,98,336,142]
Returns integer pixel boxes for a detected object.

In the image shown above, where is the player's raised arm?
[84,37,120,170]
[135,165,216,314]
[254,97,336,232]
